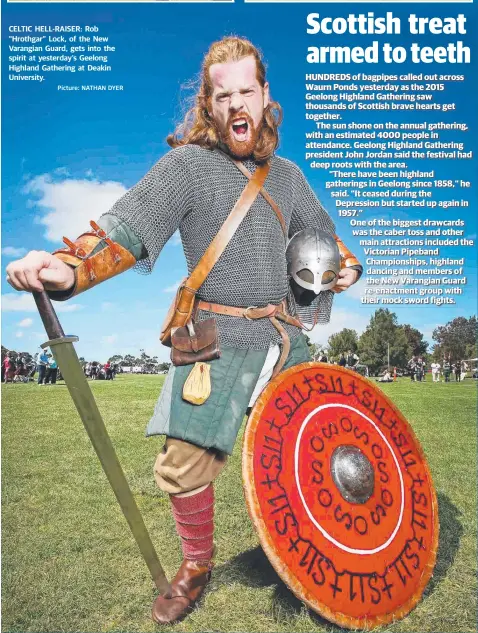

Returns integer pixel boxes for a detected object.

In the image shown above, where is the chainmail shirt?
[102,145,335,350]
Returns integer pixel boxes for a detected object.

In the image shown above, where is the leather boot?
[152,558,213,624]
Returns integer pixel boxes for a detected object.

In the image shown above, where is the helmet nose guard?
[286,228,341,302]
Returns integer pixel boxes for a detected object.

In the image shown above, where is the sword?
[33,290,171,595]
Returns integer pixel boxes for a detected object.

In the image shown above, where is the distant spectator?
[346,350,359,368]
[2,354,9,383]
[378,369,393,383]
[37,350,48,385]
[408,356,417,381]
[44,354,58,385]
[13,357,26,382]
[104,361,112,380]
[416,357,425,382]
[3,353,15,383]
[318,351,328,363]
[338,353,347,367]
[443,356,452,383]
[25,360,36,382]
[454,361,462,382]
[37,350,49,385]
[431,362,441,383]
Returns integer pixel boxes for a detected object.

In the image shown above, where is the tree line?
[3,311,476,378]
[308,310,476,375]
[96,349,171,373]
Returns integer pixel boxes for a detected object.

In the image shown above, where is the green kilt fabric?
[146,334,311,454]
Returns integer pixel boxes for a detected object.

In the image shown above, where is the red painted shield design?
[243,363,438,630]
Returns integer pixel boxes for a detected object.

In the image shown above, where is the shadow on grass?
[214,547,338,629]
[215,493,461,626]
[423,492,463,598]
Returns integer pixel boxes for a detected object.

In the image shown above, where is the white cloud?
[170,231,182,246]
[18,317,33,328]
[102,334,118,344]
[2,246,27,258]
[101,301,117,311]
[307,309,369,347]
[32,331,47,340]
[163,280,181,293]
[15,331,24,338]
[340,276,366,301]
[23,174,128,243]
[2,293,83,313]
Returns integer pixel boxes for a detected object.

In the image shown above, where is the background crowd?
[2,310,476,386]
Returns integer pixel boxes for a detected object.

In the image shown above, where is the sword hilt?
[33,291,65,339]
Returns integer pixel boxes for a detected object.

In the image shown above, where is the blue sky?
[2,2,477,362]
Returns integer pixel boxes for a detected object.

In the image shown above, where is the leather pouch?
[160,280,196,347]
[171,318,220,366]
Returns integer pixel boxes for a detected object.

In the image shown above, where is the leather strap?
[218,150,287,239]
[197,300,301,327]
[186,162,270,292]
[197,299,303,378]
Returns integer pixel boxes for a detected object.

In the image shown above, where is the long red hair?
[167,36,282,161]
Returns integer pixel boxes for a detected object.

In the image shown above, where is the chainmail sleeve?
[100,146,193,273]
[288,163,336,325]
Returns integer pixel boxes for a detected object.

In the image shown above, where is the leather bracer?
[51,220,136,299]
[335,234,361,269]
[333,234,363,293]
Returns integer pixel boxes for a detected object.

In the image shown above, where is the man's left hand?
[335,268,359,291]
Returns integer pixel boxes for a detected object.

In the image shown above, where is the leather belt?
[196,300,303,378]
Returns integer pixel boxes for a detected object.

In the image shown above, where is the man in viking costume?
[6,36,361,624]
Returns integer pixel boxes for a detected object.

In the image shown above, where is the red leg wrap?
[170,485,215,562]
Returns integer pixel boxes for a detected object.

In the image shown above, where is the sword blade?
[34,291,170,594]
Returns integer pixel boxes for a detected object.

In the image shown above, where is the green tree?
[108,354,124,365]
[328,329,358,361]
[432,316,477,361]
[139,349,155,372]
[122,354,136,367]
[358,309,410,375]
[399,325,428,357]
[303,334,320,360]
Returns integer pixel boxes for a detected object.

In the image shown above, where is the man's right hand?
[6,251,75,293]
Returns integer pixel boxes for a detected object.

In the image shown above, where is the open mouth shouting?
[231,117,250,142]
[222,112,259,158]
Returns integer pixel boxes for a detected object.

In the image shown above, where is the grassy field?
[2,373,476,633]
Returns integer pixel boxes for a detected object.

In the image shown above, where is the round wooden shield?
[243,363,438,630]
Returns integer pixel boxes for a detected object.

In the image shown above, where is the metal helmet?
[286,228,340,302]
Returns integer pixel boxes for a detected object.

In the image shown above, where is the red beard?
[219,112,260,159]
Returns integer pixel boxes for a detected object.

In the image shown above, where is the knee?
[153,439,227,495]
